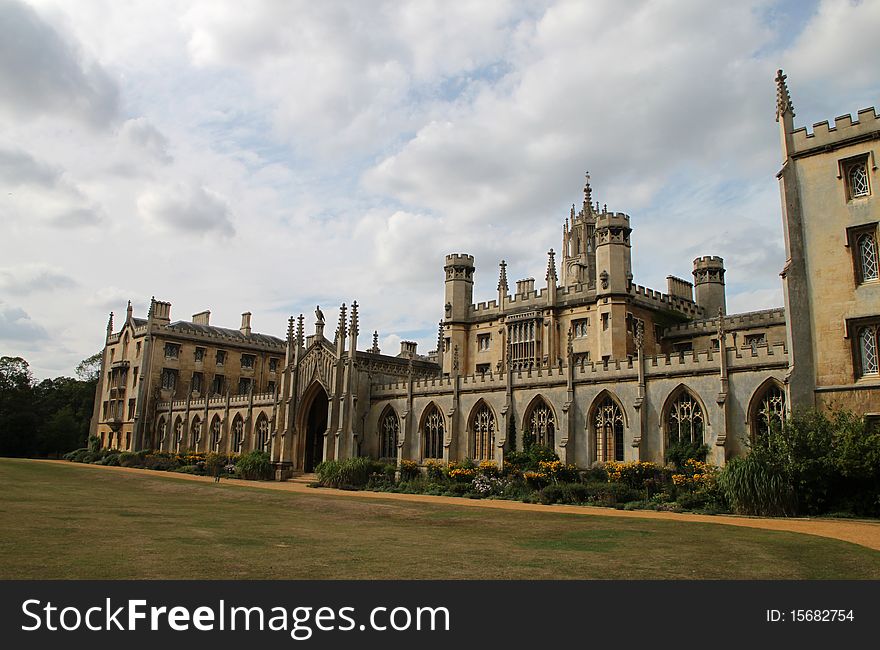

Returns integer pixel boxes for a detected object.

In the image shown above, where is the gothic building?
[89,71,878,476]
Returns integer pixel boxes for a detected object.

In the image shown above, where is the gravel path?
[36,459,880,552]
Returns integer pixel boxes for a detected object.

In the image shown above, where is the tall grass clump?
[719,454,795,516]
[236,450,273,480]
[317,457,385,488]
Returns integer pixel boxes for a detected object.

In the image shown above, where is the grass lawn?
[2,458,879,579]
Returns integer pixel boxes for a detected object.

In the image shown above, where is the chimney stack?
[192,310,211,326]
[240,312,252,335]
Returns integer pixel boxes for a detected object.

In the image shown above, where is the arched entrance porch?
[299,383,329,473]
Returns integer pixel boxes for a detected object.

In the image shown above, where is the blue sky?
[1,0,878,377]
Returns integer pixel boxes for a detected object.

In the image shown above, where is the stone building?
[89,71,877,476]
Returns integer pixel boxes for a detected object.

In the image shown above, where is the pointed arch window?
[847,160,870,198]
[255,414,269,451]
[593,396,624,462]
[423,406,444,459]
[210,416,222,452]
[752,383,786,442]
[858,231,879,282]
[470,403,495,461]
[666,390,704,446]
[380,409,399,459]
[526,399,555,448]
[859,324,879,376]
[232,416,244,453]
[191,416,202,446]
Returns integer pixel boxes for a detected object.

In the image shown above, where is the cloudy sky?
[1,0,879,378]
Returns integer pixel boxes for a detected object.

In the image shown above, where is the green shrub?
[173,464,203,475]
[399,459,420,481]
[87,435,100,453]
[318,457,385,488]
[665,440,709,470]
[559,482,590,504]
[236,450,273,480]
[538,484,563,505]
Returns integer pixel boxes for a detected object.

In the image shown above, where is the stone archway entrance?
[303,386,329,473]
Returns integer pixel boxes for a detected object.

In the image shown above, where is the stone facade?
[90,71,877,475]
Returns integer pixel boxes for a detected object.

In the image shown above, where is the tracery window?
[191,416,202,446]
[380,410,399,459]
[255,414,269,451]
[232,416,244,453]
[859,324,879,376]
[847,161,870,198]
[752,383,786,441]
[593,396,624,462]
[423,406,444,459]
[470,403,495,461]
[527,400,555,448]
[858,231,879,282]
[666,390,704,446]
[210,416,222,451]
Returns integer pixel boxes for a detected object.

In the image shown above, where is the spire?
[296,314,304,346]
[775,69,794,122]
[546,249,557,282]
[107,311,114,334]
[371,330,380,354]
[583,171,592,209]
[337,303,347,339]
[436,322,443,359]
[349,301,359,338]
[497,259,509,292]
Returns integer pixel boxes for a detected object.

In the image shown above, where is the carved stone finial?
[337,303,347,338]
[584,171,592,208]
[371,330,380,354]
[436,321,443,358]
[349,301,359,337]
[296,314,304,344]
[497,259,508,292]
[775,69,794,121]
[126,300,133,320]
[634,319,644,350]
[107,311,114,333]
[287,316,295,341]
[546,249,557,282]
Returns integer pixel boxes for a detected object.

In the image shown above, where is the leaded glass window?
[594,396,624,462]
[858,232,878,282]
[471,403,495,461]
[232,416,244,452]
[211,416,222,451]
[191,416,201,445]
[528,400,555,448]
[423,406,444,459]
[380,410,399,459]
[255,415,269,451]
[666,390,704,445]
[860,325,879,376]
[849,162,869,198]
[753,384,785,441]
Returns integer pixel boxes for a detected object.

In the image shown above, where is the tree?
[75,352,102,382]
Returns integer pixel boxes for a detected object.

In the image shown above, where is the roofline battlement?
[790,106,879,154]
[444,253,475,267]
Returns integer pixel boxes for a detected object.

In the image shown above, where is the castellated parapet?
[790,107,879,154]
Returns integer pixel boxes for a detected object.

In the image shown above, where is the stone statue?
[315,305,325,324]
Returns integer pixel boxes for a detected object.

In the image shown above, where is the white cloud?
[0,301,48,342]
[138,182,235,237]
[0,264,77,294]
[0,0,119,126]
